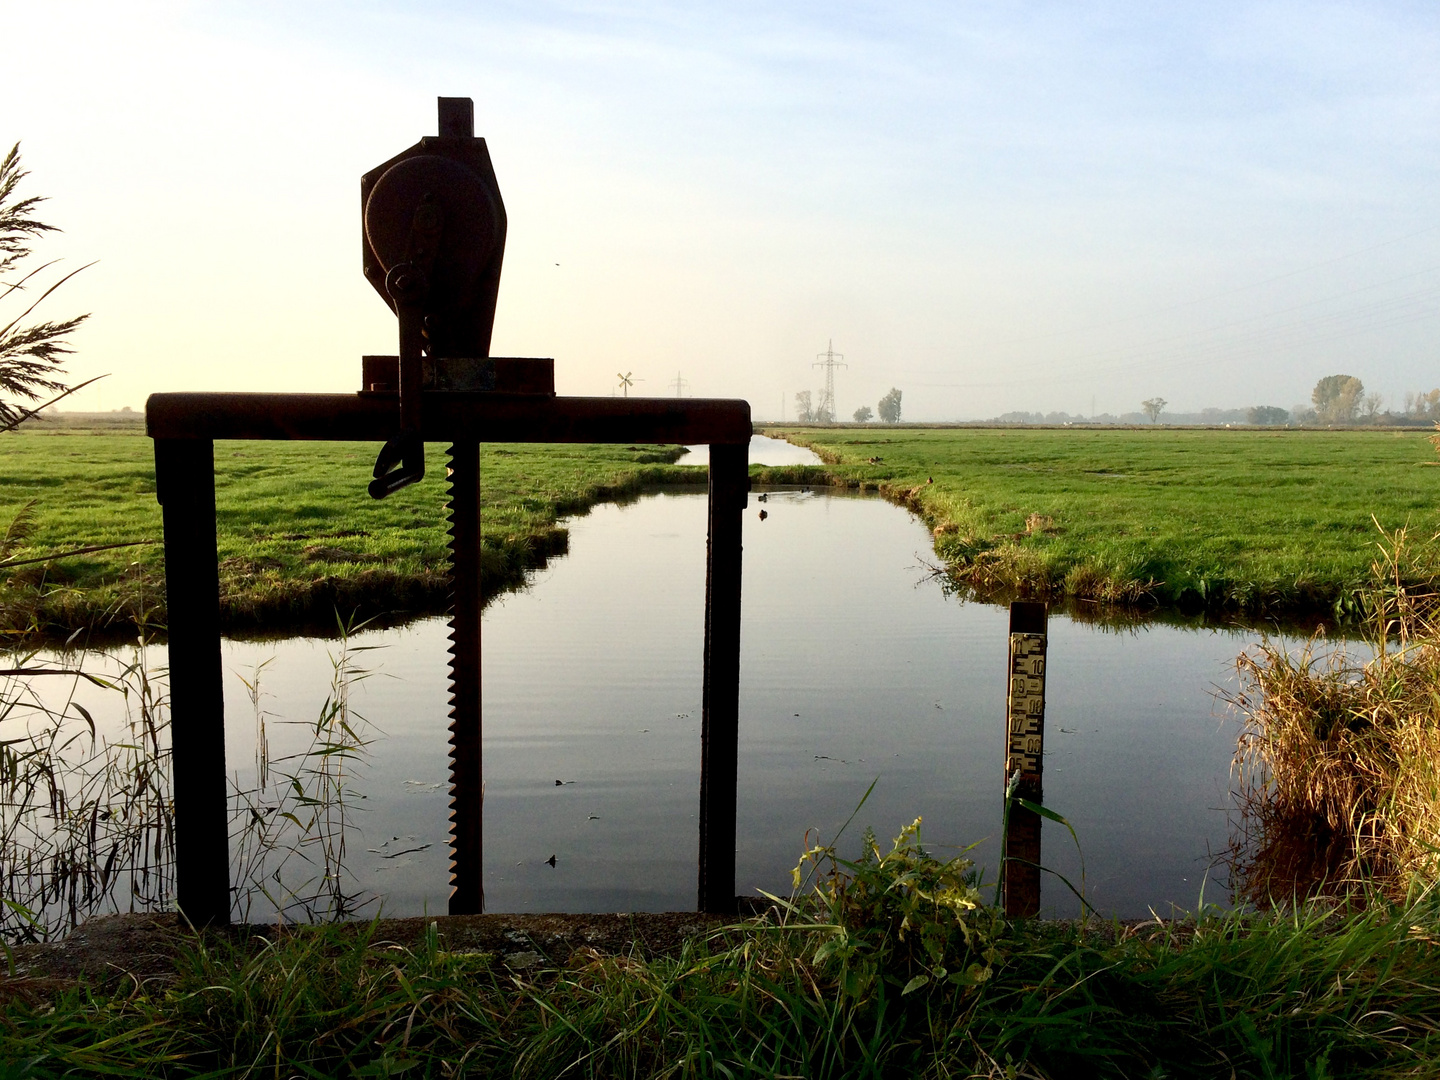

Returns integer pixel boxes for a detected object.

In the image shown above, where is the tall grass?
[1,615,382,940]
[1229,521,1440,904]
[0,627,172,943]
[228,621,380,923]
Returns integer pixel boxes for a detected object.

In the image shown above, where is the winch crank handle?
[368,434,425,498]
[368,262,430,499]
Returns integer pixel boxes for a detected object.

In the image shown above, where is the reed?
[227,617,380,923]
[0,612,383,940]
[0,623,172,943]
[1228,521,1440,904]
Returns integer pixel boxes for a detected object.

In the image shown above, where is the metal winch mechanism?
[364,96,517,496]
[147,97,750,928]
[359,98,550,913]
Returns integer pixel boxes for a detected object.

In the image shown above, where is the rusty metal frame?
[148,391,750,927]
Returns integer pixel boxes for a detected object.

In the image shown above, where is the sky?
[6,1,1439,420]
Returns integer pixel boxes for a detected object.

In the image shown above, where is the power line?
[813,340,847,421]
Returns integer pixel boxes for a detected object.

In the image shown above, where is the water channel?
[11,436,1266,923]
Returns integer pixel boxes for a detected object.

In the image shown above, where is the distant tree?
[1246,405,1289,426]
[1141,397,1167,423]
[793,390,814,422]
[1198,407,1246,425]
[1360,392,1384,423]
[1312,374,1364,425]
[1404,389,1440,420]
[877,387,902,423]
[852,404,873,423]
[0,143,90,430]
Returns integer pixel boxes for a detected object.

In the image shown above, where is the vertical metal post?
[1003,600,1047,919]
[438,96,474,139]
[446,441,484,914]
[698,441,747,914]
[154,439,231,928]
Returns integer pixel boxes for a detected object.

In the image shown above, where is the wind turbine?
[618,372,635,397]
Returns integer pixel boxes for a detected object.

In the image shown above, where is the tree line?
[793,387,902,423]
[1122,375,1440,427]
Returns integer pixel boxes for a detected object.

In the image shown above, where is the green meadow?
[0,419,706,638]
[4,419,1434,638]
[763,424,1440,619]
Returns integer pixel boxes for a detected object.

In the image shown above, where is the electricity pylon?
[813,340,846,422]
[669,371,689,397]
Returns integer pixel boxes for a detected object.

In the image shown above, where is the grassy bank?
[6,894,1440,1076]
[763,425,1440,619]
[0,421,706,639]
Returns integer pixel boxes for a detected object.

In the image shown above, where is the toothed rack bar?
[149,390,750,928]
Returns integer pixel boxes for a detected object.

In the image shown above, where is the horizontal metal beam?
[146,392,752,445]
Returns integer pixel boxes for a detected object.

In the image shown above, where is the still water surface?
[18,437,1255,920]
[214,491,1248,919]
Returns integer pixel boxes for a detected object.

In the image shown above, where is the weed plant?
[1229,522,1440,904]
[773,813,1001,1000]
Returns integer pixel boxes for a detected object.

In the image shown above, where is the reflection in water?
[227,489,1246,919]
[12,476,1254,923]
[678,433,823,469]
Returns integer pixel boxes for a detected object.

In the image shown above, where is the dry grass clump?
[964,544,1058,596]
[1024,512,1055,535]
[1229,522,1440,904]
[1061,562,1156,604]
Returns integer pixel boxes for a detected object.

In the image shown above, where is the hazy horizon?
[9,2,1438,421]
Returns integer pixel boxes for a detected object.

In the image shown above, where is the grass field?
[763,424,1440,620]
[0,420,707,639]
[4,420,1433,639]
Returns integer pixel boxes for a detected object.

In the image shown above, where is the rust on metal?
[697,443,747,912]
[361,355,555,396]
[149,98,750,926]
